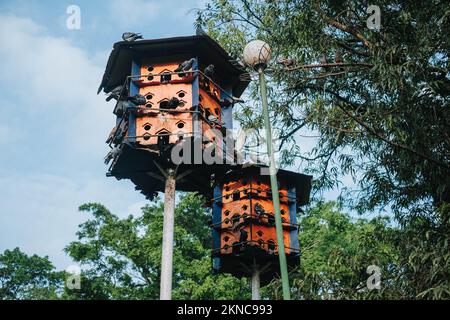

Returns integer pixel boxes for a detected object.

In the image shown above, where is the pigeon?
[114,101,128,116]
[195,25,208,36]
[104,147,121,165]
[174,58,196,73]
[254,203,265,218]
[239,229,248,243]
[122,32,143,42]
[106,85,124,102]
[105,124,125,145]
[220,97,234,108]
[220,96,244,107]
[106,126,117,144]
[127,94,146,106]
[204,64,215,78]
[277,57,295,68]
[166,97,182,109]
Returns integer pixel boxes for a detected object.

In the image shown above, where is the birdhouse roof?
[98,35,250,97]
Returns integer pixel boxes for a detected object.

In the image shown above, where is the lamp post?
[243,40,291,300]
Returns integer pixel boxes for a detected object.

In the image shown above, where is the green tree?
[0,248,62,300]
[3,197,432,300]
[265,201,403,299]
[197,0,450,299]
[64,193,248,300]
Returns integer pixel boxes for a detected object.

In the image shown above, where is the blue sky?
[0,0,209,269]
[0,0,357,270]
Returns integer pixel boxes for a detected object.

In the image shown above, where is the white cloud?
[0,14,115,165]
[0,170,147,269]
[0,15,147,268]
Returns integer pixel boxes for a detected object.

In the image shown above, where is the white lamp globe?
[243,40,271,69]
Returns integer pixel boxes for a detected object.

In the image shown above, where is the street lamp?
[243,40,291,300]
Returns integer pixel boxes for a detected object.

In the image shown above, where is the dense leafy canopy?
[0,248,62,300]
[194,0,450,299]
[63,194,248,300]
[3,194,448,300]
[197,0,450,218]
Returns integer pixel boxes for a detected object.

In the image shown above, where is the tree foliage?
[196,0,450,299]
[63,193,248,300]
[2,3,450,300]
[197,0,450,216]
[0,248,62,300]
[4,195,447,300]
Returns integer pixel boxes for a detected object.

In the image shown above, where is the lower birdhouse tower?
[98,35,249,199]
[211,166,312,285]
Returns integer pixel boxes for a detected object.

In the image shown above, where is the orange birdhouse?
[211,165,312,284]
[98,35,249,199]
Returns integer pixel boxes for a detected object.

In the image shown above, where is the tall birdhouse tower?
[98,35,249,198]
[98,33,312,300]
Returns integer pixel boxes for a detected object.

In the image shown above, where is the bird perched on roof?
[122,32,143,42]
[106,85,125,102]
[127,94,146,106]
[104,147,121,165]
[277,57,295,68]
[166,97,182,110]
[195,25,208,36]
[239,229,248,243]
[174,58,196,73]
[204,64,215,78]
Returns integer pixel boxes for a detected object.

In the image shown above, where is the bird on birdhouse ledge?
[127,94,146,106]
[174,58,196,77]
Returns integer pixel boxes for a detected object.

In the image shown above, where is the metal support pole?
[258,68,291,300]
[160,169,176,300]
[251,265,261,300]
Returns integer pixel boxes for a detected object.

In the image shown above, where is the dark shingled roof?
[98,35,250,97]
